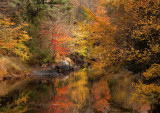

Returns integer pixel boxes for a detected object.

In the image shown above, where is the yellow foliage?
[5,106,28,113]
[0,14,31,60]
[15,92,29,105]
[131,81,160,104]
[72,3,120,79]
[131,64,160,104]
[143,64,160,79]
[88,61,106,79]
[5,92,29,113]
[68,69,89,109]
[72,21,90,56]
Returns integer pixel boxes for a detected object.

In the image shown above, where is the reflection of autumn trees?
[50,86,73,113]
[91,79,111,112]
[50,69,89,112]
[0,91,29,113]
[69,70,89,109]
[50,70,113,113]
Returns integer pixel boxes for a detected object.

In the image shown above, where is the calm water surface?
[0,69,150,113]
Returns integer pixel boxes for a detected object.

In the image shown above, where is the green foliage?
[61,5,73,11]
[39,50,53,65]
[28,50,53,65]
[50,0,68,4]
[7,0,56,64]
[81,9,88,19]
[9,0,57,27]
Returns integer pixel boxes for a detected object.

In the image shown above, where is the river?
[0,69,151,113]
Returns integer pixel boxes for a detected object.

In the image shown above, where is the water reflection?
[0,69,151,113]
[108,70,151,113]
[0,78,55,113]
[50,86,73,113]
[91,79,111,112]
[108,70,134,109]
[49,69,89,113]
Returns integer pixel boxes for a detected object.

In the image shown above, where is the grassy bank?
[0,56,31,81]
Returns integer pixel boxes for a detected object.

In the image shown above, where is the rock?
[51,64,56,70]
[41,63,48,68]
[51,57,75,73]
[56,65,74,73]
[57,60,69,66]
[63,57,74,66]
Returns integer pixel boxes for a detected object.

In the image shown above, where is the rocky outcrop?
[34,57,75,77]
[51,58,74,73]
[56,65,74,73]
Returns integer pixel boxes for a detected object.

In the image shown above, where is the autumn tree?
[39,23,72,62]
[131,64,160,105]
[105,0,160,106]
[73,0,160,106]
[105,0,160,72]
[5,0,75,65]
[0,14,31,59]
[72,0,121,79]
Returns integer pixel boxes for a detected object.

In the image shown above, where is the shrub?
[28,50,54,66]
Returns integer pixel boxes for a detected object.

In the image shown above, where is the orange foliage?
[50,86,72,113]
[0,14,31,59]
[91,79,111,112]
[76,0,119,78]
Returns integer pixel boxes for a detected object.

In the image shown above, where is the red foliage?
[39,24,71,57]
[49,86,72,113]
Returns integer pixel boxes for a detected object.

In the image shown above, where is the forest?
[0,0,160,112]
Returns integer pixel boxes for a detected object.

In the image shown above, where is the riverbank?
[0,56,32,81]
[0,56,76,81]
